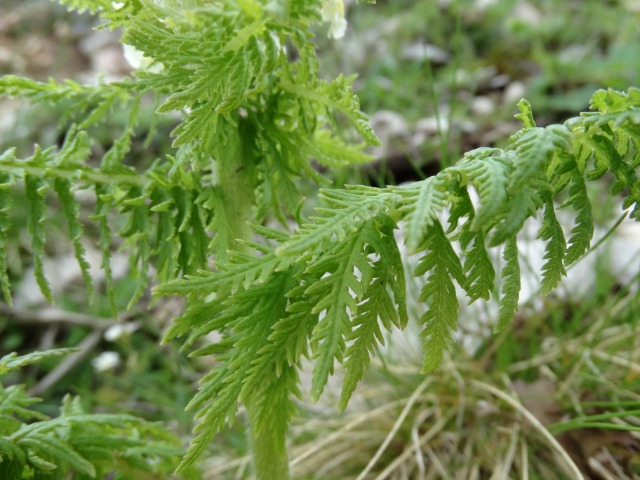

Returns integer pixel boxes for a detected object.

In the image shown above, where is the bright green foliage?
[0,0,378,313]
[0,351,188,479]
[496,237,521,333]
[397,177,448,253]
[276,188,393,256]
[0,155,14,305]
[25,169,53,303]
[538,196,567,295]
[340,221,407,408]
[181,271,299,470]
[1,0,639,475]
[414,220,464,373]
[457,149,512,231]
[305,226,371,400]
[560,170,594,266]
[0,349,77,376]
[160,89,640,465]
[54,175,94,299]
[0,120,216,311]
[458,214,495,302]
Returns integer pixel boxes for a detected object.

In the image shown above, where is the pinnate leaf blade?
[415,221,463,373]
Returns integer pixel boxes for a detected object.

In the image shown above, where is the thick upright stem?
[214,117,291,480]
[247,398,291,480]
[214,121,254,258]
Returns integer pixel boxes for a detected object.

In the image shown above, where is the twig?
[0,303,114,328]
[2,303,133,396]
[28,329,104,396]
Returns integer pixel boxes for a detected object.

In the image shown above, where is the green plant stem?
[247,397,291,480]
[214,120,255,259]
[214,117,291,480]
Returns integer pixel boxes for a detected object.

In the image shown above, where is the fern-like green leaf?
[162,299,226,348]
[0,155,14,305]
[156,252,285,298]
[495,237,521,332]
[216,53,254,113]
[514,98,536,128]
[589,87,640,114]
[448,181,495,303]
[0,385,49,432]
[509,125,572,191]
[305,223,373,401]
[538,196,567,295]
[277,187,392,257]
[340,274,398,409]
[586,134,619,181]
[101,128,134,170]
[240,276,317,397]
[17,435,96,477]
[0,77,132,130]
[560,171,594,265]
[394,177,448,253]
[490,187,543,246]
[457,149,513,230]
[151,192,180,284]
[0,349,77,377]
[53,179,94,300]
[178,272,294,471]
[120,191,152,309]
[25,168,53,303]
[92,184,117,316]
[0,447,25,475]
[589,134,636,196]
[370,216,409,329]
[3,0,640,472]
[2,354,183,477]
[461,227,495,302]
[324,74,381,147]
[339,217,406,408]
[280,73,381,147]
[414,220,464,373]
[56,125,93,167]
[25,451,56,472]
[306,130,374,167]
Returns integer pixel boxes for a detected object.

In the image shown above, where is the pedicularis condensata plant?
[0,1,639,478]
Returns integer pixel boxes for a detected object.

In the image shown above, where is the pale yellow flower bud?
[322,0,347,39]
